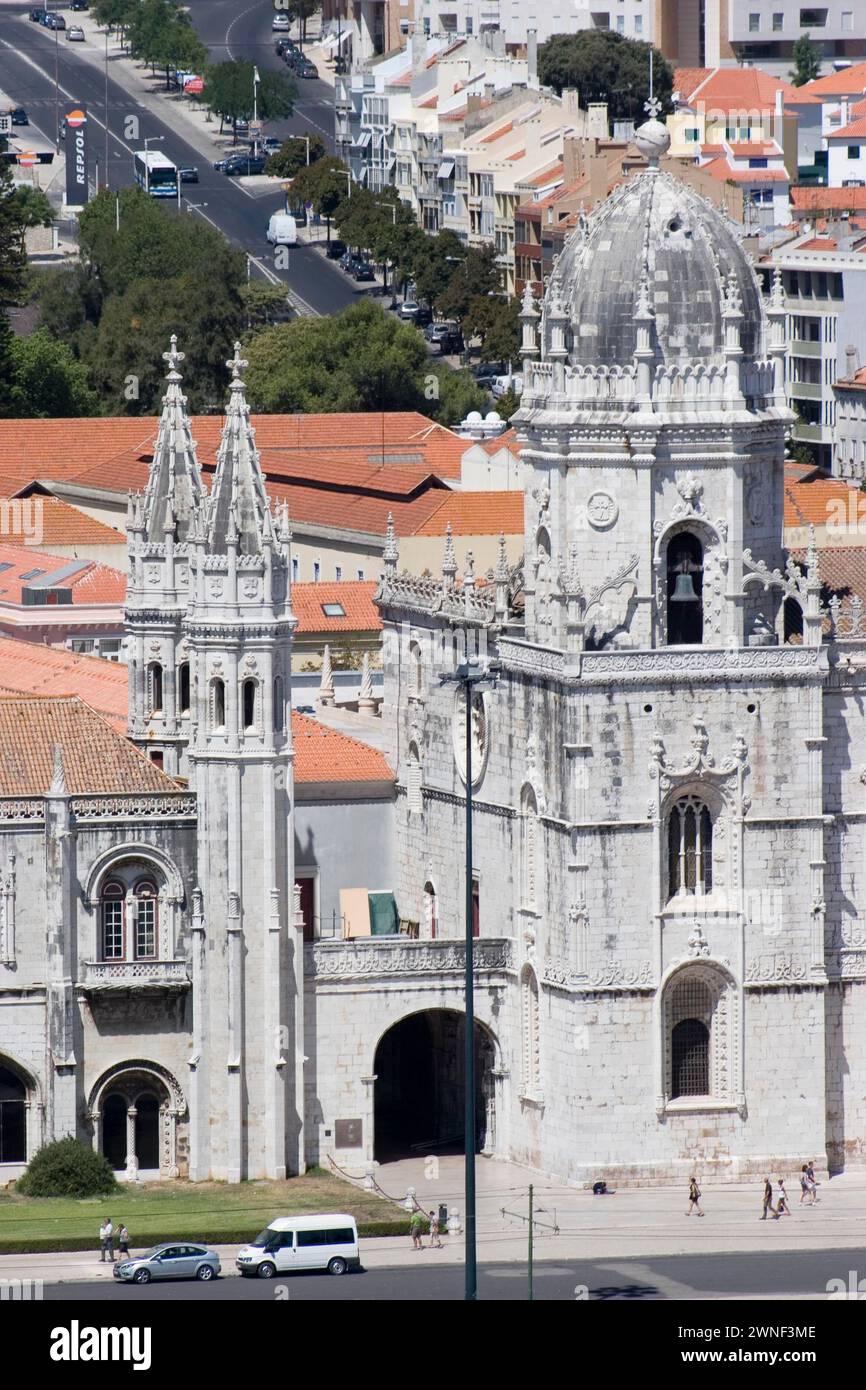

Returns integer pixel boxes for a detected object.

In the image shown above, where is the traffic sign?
[249,121,263,138]
[17,151,38,167]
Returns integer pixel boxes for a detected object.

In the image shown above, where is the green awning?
[368,891,398,936]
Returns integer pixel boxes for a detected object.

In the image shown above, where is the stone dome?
[545,163,764,371]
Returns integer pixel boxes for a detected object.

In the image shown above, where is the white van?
[266,212,297,246]
[235,1214,360,1278]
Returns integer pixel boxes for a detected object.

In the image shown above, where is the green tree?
[791,33,822,86]
[406,228,466,306]
[289,156,350,240]
[463,294,520,363]
[17,1137,118,1198]
[204,59,296,141]
[0,163,28,307]
[7,330,99,417]
[240,281,291,330]
[34,264,103,350]
[537,31,672,122]
[91,0,138,37]
[493,384,521,421]
[127,0,207,87]
[435,244,502,326]
[10,185,54,229]
[289,0,319,44]
[334,185,417,285]
[265,133,327,180]
[427,363,490,426]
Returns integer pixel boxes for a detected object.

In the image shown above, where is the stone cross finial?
[226,341,248,385]
[163,335,184,378]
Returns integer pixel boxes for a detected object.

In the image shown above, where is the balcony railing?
[305,936,513,980]
[81,960,190,992]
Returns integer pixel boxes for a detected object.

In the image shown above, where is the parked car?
[339,249,355,271]
[71,0,90,9]
[44,12,66,28]
[296,60,319,79]
[425,320,457,344]
[260,137,282,154]
[29,8,47,21]
[275,37,298,56]
[471,359,506,380]
[216,152,267,176]
[491,373,523,398]
[399,300,421,320]
[438,328,464,355]
[325,239,346,260]
[236,1215,360,1278]
[113,1243,221,1285]
[178,166,199,183]
[346,256,374,281]
[9,107,29,127]
[296,704,315,715]
[272,11,290,29]
[66,25,85,40]
[413,305,433,328]
[266,212,297,246]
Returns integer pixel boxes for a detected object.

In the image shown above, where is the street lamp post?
[440,655,499,1302]
[104,30,109,189]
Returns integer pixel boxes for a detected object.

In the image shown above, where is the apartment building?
[833,349,866,480]
[760,227,866,469]
[414,0,650,48]
[658,1,864,70]
[320,0,416,63]
[695,134,791,226]
[669,65,806,163]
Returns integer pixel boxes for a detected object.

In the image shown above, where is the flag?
[253,66,261,85]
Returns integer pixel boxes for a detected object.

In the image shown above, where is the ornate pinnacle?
[49,744,67,798]
[358,652,375,711]
[318,644,335,706]
[495,533,509,584]
[226,341,248,388]
[520,281,538,317]
[383,511,399,568]
[463,550,475,587]
[163,334,184,380]
[442,522,457,582]
[770,264,784,309]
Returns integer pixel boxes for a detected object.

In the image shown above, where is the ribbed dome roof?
[545,167,764,370]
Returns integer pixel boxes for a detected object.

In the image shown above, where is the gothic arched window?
[147,662,163,716]
[0,1064,26,1163]
[520,964,541,1097]
[407,741,422,814]
[409,642,424,699]
[664,972,722,1104]
[242,678,257,732]
[666,532,704,646]
[100,880,125,960]
[671,1018,710,1098]
[178,662,190,716]
[132,879,158,960]
[667,796,713,899]
[423,880,438,939]
[273,676,284,733]
[521,784,539,910]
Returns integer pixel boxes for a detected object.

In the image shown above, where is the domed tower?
[514,118,794,652]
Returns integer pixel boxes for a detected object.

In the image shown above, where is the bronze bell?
[670,572,700,602]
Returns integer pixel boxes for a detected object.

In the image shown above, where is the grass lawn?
[0,1169,409,1254]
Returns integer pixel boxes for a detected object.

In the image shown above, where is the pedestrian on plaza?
[409,1209,425,1250]
[428,1210,443,1249]
[799,1166,815,1206]
[98,1217,115,1262]
[806,1160,820,1201]
[117,1224,130,1258]
[686,1176,704,1216]
[776,1178,791,1216]
[760,1176,779,1220]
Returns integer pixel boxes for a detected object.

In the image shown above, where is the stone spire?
[143,336,206,543]
[207,343,271,556]
[48,744,67,798]
[383,512,399,571]
[494,533,510,622]
[318,644,335,706]
[442,522,457,593]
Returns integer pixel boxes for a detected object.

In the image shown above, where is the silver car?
[113,1242,221,1284]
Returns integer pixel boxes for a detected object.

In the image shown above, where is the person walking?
[776,1178,791,1216]
[806,1161,820,1202]
[428,1210,443,1249]
[686,1176,704,1216]
[760,1176,779,1220]
[799,1166,815,1206]
[409,1209,425,1250]
[98,1217,115,1262]
[117,1224,130,1258]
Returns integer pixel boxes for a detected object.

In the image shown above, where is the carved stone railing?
[81,959,190,991]
[579,645,826,685]
[71,794,197,820]
[306,936,514,980]
[0,799,45,823]
[497,637,565,680]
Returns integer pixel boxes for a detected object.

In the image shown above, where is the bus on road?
[133,151,178,198]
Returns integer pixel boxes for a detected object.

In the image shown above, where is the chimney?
[561,88,580,119]
[840,95,850,129]
[527,28,538,88]
[484,81,495,103]
[563,134,581,186]
[846,344,859,380]
[411,26,426,78]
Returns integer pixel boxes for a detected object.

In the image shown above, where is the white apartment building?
[833,347,866,479]
[761,226,866,469]
[416,0,649,47]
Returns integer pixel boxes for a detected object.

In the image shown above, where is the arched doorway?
[373,1010,496,1162]
[102,1093,127,1170]
[91,1062,185,1179]
[135,1093,161,1170]
[0,1064,27,1164]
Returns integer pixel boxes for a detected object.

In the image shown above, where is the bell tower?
[183,345,300,1181]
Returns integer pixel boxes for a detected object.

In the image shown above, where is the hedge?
[0,1218,412,1256]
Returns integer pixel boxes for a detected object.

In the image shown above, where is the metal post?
[104,29,109,187]
[464,679,476,1302]
[115,193,120,231]
[528,1184,534,1301]
[53,5,60,155]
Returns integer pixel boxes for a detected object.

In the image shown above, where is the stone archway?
[89,1061,186,1180]
[372,1010,497,1162]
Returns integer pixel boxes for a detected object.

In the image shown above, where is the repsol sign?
[64,105,89,206]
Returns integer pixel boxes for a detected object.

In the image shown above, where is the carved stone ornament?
[586,491,619,530]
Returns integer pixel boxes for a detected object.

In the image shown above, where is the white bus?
[133,150,178,198]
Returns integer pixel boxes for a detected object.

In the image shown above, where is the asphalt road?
[0,2,361,315]
[40,1247,866,1300]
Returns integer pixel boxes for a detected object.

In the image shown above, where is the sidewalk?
[1,1157,865,1286]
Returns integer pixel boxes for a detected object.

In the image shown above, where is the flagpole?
[253,65,260,158]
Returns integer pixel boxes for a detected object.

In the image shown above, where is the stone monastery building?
[4,117,866,1186]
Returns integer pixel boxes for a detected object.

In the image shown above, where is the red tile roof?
[790,546,866,606]
[0,542,126,605]
[829,115,866,140]
[784,473,860,527]
[0,495,125,547]
[799,63,866,98]
[792,185,866,211]
[674,68,713,100]
[292,580,381,633]
[798,237,838,251]
[409,490,524,536]
[292,711,392,784]
[0,643,393,785]
[728,141,782,156]
[0,695,177,795]
[700,157,787,184]
[481,427,520,455]
[674,65,814,112]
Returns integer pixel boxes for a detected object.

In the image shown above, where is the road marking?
[225,0,270,61]
[247,253,320,317]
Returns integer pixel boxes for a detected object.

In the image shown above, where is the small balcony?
[305,936,514,981]
[80,960,190,994]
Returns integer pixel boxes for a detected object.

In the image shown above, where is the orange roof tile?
[789,546,866,606]
[792,185,866,211]
[829,115,866,140]
[292,580,382,633]
[0,495,125,547]
[674,68,713,101]
[292,711,393,785]
[675,65,815,112]
[784,473,861,527]
[700,158,787,184]
[799,62,866,98]
[481,427,520,455]
[728,141,781,156]
[799,237,838,251]
[0,638,128,727]
[479,120,514,144]
[0,695,177,795]
[0,542,126,605]
[409,490,524,537]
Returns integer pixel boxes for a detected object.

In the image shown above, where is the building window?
[149,751,164,770]
[407,742,422,814]
[799,7,827,24]
[178,662,190,716]
[409,641,424,699]
[335,566,342,581]
[273,676,284,733]
[133,880,158,960]
[147,663,163,716]
[423,881,438,939]
[667,796,713,899]
[313,561,321,582]
[471,875,480,939]
[848,146,861,160]
[773,10,783,28]
[634,15,643,33]
[684,128,699,142]
[357,569,365,581]
[520,964,540,1096]
[101,880,125,959]
[212,678,226,731]
[842,9,853,29]
[242,678,257,731]
[666,532,704,645]
[0,1065,26,1164]
[672,1014,711,1098]
[749,12,760,31]
[292,557,299,582]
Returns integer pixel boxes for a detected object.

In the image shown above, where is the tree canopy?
[127,0,207,87]
[265,133,328,180]
[6,330,100,417]
[203,59,296,139]
[537,31,672,122]
[791,33,822,86]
